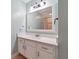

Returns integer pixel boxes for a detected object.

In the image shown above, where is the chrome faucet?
[35,34,40,37]
[54,18,58,24]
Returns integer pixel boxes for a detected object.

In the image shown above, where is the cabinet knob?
[23,45,27,50]
[38,52,40,56]
[24,46,27,50]
[22,45,24,49]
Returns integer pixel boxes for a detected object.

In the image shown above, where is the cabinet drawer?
[25,40,37,47]
[38,43,55,53]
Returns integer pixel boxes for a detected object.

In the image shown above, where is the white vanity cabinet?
[24,40,37,59]
[37,43,56,59]
[18,37,58,59]
[18,38,37,59]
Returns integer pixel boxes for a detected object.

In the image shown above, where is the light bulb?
[40,1,44,6]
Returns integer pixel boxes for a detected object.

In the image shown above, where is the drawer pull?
[41,47,48,50]
[38,52,40,56]
[23,45,27,50]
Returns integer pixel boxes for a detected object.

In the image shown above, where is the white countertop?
[17,33,58,46]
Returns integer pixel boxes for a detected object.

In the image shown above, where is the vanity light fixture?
[29,0,47,13]
[31,0,46,9]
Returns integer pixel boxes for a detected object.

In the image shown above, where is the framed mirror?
[26,0,58,34]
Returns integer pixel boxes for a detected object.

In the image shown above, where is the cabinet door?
[25,40,37,59]
[18,38,25,56]
[37,50,54,59]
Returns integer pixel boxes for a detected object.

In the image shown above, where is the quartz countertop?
[17,33,58,46]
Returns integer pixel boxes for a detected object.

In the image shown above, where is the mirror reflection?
[27,7,53,30]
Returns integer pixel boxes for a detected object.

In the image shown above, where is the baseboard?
[11,52,19,58]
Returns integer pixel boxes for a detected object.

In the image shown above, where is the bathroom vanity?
[18,34,58,59]
[18,0,58,59]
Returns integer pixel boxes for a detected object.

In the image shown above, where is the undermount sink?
[35,34,40,37]
[35,35,57,43]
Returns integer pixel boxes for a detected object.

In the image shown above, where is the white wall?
[11,0,26,54]
[58,0,68,59]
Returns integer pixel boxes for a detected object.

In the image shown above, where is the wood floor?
[12,54,27,59]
